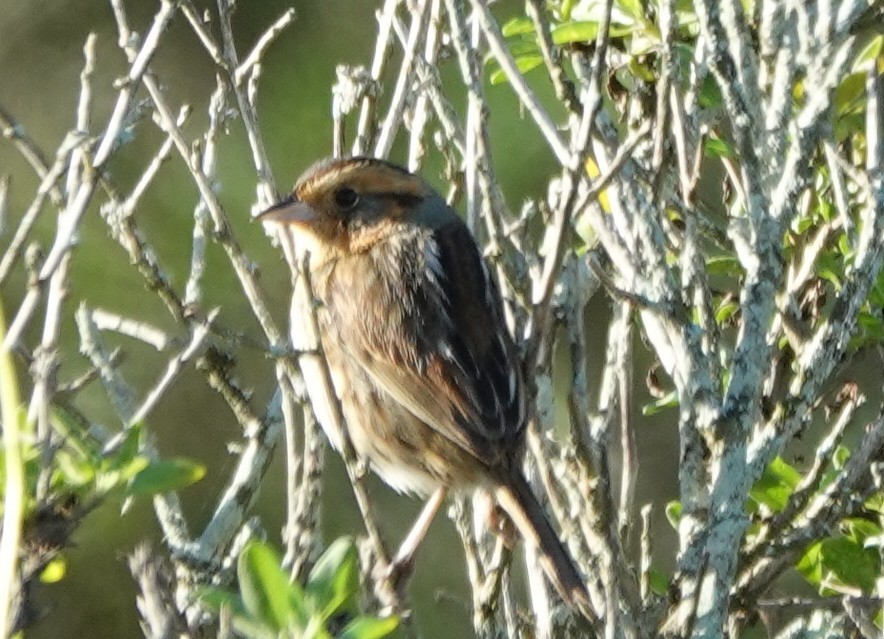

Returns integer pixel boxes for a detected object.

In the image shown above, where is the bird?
[258,156,592,614]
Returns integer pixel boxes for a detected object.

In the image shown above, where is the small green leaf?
[490,55,544,85]
[648,569,669,596]
[501,16,535,37]
[835,112,865,143]
[126,458,206,496]
[118,455,151,482]
[340,616,400,639]
[714,300,739,326]
[750,457,801,512]
[54,450,96,487]
[798,537,881,594]
[238,542,298,631]
[832,445,850,470]
[698,75,722,109]
[96,454,149,495]
[552,20,599,44]
[705,137,735,159]
[199,586,247,616]
[201,586,287,639]
[307,537,359,619]
[796,540,824,587]
[552,21,634,45]
[665,501,682,529]
[50,406,100,463]
[842,518,881,546]
[617,0,645,20]
[820,537,881,593]
[869,272,884,306]
[864,491,884,515]
[705,255,740,276]
[834,73,867,115]
[484,39,540,63]
[642,391,678,415]
[852,34,883,72]
[837,233,853,259]
[107,425,142,472]
[627,57,655,82]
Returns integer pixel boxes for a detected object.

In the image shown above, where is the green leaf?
[96,454,149,495]
[750,457,801,512]
[648,569,669,596]
[642,391,678,415]
[869,271,884,306]
[815,252,844,288]
[665,501,682,529]
[484,39,540,63]
[54,450,96,487]
[714,299,739,326]
[865,491,884,515]
[340,616,400,639]
[501,16,535,37]
[553,21,598,43]
[238,542,298,631]
[118,455,151,482]
[201,585,294,639]
[852,34,883,72]
[307,537,359,619]
[820,537,881,593]
[842,518,881,546]
[50,406,100,463]
[705,255,741,276]
[835,112,865,143]
[551,21,633,45]
[796,541,824,587]
[837,231,853,259]
[126,458,206,496]
[199,586,249,620]
[832,445,850,470]
[698,74,722,109]
[106,425,142,472]
[617,0,645,20]
[489,55,544,85]
[856,312,884,347]
[705,137,735,159]
[627,56,655,82]
[834,73,867,115]
[797,537,881,594]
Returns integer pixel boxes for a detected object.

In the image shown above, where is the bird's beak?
[254,195,318,226]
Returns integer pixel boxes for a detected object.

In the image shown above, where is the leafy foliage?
[0,304,206,599]
[201,539,398,639]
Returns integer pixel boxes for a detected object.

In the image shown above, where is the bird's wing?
[344,219,525,465]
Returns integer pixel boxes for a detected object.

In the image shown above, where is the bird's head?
[258,157,440,259]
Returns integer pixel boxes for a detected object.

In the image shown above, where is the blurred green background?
[0,1,688,637]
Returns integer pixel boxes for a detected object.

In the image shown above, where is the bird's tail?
[493,472,596,621]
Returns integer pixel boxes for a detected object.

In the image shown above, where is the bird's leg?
[385,487,447,589]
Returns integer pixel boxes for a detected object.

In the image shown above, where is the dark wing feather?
[344,216,525,467]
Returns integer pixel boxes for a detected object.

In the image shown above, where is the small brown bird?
[260,156,590,612]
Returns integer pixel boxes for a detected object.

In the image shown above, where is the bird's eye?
[334,187,360,210]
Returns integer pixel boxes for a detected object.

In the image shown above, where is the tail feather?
[493,472,596,621]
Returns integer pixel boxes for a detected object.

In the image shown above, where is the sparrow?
[259,156,591,613]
